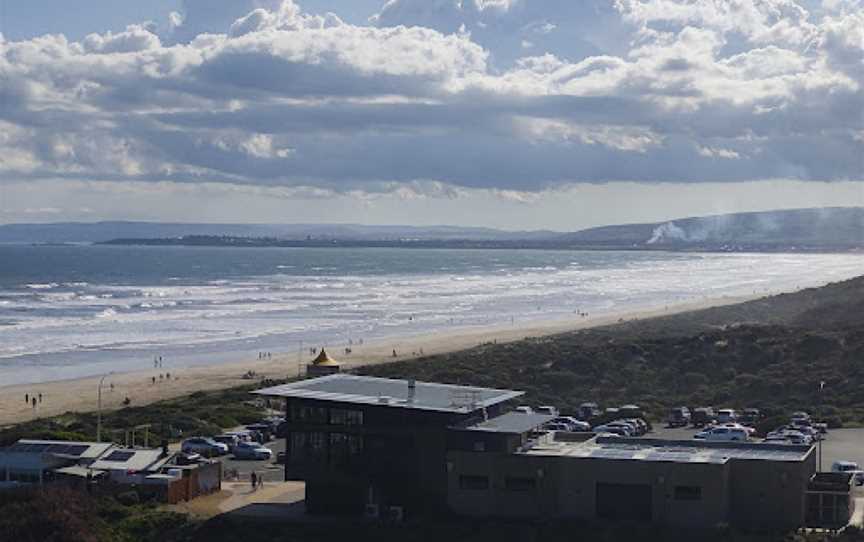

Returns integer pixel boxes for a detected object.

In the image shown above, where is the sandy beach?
[0,294,757,427]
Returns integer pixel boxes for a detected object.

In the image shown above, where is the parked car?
[831,461,864,486]
[693,427,749,442]
[599,421,634,436]
[551,417,591,432]
[715,422,756,436]
[232,441,274,461]
[514,406,534,414]
[536,405,560,416]
[692,407,716,427]
[619,404,644,419]
[213,434,241,452]
[668,407,691,427]
[593,424,630,436]
[739,408,761,425]
[716,409,737,423]
[766,429,812,445]
[245,423,273,442]
[544,422,571,432]
[790,412,812,425]
[578,402,601,420]
[181,437,228,457]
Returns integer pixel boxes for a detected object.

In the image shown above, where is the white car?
[593,424,630,436]
[514,406,533,414]
[551,417,591,431]
[601,422,634,436]
[832,461,864,486]
[536,406,560,416]
[715,422,756,436]
[544,422,571,432]
[694,427,749,442]
[766,429,812,445]
[716,409,737,423]
[181,437,229,457]
[232,441,273,460]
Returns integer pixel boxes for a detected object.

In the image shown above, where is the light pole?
[96,373,111,443]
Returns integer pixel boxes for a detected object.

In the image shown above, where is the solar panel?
[103,451,135,462]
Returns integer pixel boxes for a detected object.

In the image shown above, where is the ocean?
[1,245,862,386]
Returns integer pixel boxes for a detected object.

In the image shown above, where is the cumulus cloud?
[0,0,860,197]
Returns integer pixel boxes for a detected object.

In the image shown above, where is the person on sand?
[31,397,37,409]
[392,349,397,357]
[250,471,258,492]
[38,393,42,403]
[25,394,28,404]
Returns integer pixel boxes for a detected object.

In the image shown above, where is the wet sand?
[0,294,757,427]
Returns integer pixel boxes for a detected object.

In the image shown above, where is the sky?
[0,0,861,231]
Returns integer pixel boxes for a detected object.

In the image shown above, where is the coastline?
[0,293,759,427]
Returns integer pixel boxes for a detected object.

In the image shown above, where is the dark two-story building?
[254,373,524,516]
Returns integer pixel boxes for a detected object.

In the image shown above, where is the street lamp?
[96,373,112,443]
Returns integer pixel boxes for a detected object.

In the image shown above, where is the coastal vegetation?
[0,382,281,447]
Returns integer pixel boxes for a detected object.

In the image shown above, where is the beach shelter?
[306,349,341,377]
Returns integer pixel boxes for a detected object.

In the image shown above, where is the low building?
[448,432,815,530]
[0,438,220,504]
[0,440,114,486]
[256,374,819,530]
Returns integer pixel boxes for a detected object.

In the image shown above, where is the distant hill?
[2,207,862,251]
[560,207,864,250]
[0,221,553,244]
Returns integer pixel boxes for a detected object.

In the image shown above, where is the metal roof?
[90,449,169,472]
[254,374,523,414]
[454,412,555,434]
[9,440,114,460]
[524,436,813,464]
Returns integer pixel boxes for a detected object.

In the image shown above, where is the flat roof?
[7,440,114,460]
[523,436,813,464]
[454,412,555,434]
[90,449,169,472]
[254,374,523,414]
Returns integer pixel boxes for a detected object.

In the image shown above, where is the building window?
[459,475,489,491]
[505,477,536,491]
[345,410,364,425]
[330,408,363,426]
[289,432,307,461]
[309,432,326,453]
[674,486,702,501]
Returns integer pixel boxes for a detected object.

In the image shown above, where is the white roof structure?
[254,374,523,414]
[524,436,814,464]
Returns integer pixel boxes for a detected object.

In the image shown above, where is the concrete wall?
[448,452,731,528]
[728,451,815,530]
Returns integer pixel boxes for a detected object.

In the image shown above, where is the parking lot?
[220,437,285,483]
[649,425,864,472]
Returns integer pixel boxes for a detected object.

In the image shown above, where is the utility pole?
[96,373,110,443]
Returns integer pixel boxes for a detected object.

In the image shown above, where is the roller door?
[596,482,653,522]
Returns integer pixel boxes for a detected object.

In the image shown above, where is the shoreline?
[0,293,760,427]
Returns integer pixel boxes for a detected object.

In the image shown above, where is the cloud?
[0,0,860,198]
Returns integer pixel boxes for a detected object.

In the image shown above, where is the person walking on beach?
[38,393,42,403]
[250,471,258,492]
[25,393,29,404]
[31,397,37,410]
